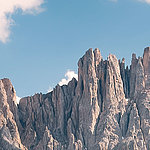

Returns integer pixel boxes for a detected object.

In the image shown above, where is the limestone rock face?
[0,47,149,150]
[143,47,150,89]
[0,79,26,150]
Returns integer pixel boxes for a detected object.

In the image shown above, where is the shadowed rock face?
[0,47,150,150]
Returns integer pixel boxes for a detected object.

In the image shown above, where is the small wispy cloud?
[109,0,150,4]
[47,86,53,93]
[59,70,78,86]
[46,70,78,93]
[16,95,21,104]
[0,0,44,43]
[138,0,150,4]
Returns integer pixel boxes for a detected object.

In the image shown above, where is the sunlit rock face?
[0,79,26,150]
[0,47,149,150]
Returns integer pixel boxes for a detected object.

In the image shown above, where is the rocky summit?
[0,47,150,150]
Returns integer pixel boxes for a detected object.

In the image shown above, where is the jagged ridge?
[0,47,150,150]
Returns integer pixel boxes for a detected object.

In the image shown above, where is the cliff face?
[0,79,26,150]
[0,47,150,150]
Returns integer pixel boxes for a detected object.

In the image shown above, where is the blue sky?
[0,0,150,97]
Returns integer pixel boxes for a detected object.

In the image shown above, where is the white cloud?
[59,70,78,86]
[47,86,53,93]
[109,0,150,4]
[0,0,44,43]
[16,95,21,104]
[138,0,150,4]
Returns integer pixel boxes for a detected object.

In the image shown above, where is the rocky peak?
[94,48,102,67]
[1,78,18,113]
[143,47,150,65]
[0,47,150,150]
[143,47,150,74]
[0,79,26,150]
[143,47,150,89]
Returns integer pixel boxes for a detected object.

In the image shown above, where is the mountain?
[0,47,150,150]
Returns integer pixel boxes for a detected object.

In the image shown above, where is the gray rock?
[0,47,149,150]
